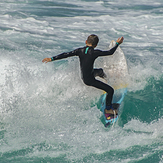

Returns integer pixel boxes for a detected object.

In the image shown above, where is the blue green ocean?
[0,0,163,162]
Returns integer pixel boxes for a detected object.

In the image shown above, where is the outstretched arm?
[97,37,124,56]
[42,48,79,63]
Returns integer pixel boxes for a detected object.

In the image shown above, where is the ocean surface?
[0,0,163,162]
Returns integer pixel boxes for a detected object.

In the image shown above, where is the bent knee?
[107,87,114,95]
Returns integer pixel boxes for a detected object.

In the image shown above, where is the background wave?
[0,0,163,162]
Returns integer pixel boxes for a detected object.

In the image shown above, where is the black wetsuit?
[51,44,119,106]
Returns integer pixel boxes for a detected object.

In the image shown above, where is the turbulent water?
[0,0,163,162]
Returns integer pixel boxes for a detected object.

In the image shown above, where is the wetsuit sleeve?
[51,48,79,61]
[96,44,119,56]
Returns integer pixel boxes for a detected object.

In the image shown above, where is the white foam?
[0,0,163,162]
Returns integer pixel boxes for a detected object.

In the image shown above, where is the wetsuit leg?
[93,68,106,78]
[90,79,114,106]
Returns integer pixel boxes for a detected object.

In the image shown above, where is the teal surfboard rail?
[100,88,127,126]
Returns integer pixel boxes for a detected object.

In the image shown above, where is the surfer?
[42,34,124,114]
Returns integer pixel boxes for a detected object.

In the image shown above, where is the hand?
[116,37,124,45]
[42,58,51,63]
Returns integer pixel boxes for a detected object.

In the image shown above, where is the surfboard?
[100,40,128,127]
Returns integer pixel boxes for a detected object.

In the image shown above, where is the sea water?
[0,0,163,162]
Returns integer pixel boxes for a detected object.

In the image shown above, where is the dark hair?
[87,34,99,47]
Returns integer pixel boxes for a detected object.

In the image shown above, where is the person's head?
[85,34,99,48]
